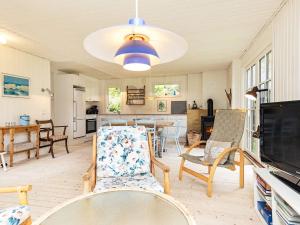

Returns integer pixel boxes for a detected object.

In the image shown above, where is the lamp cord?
[135,0,138,18]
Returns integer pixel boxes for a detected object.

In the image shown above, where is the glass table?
[34,189,195,225]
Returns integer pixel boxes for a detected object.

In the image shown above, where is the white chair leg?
[0,152,7,171]
[175,138,182,154]
[161,137,166,152]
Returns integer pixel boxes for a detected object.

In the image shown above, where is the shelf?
[254,168,300,214]
[253,168,300,225]
[126,85,145,105]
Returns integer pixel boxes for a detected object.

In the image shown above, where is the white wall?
[53,73,102,140]
[273,0,300,101]
[202,70,228,109]
[100,72,227,114]
[187,74,203,108]
[227,59,243,109]
[0,45,51,125]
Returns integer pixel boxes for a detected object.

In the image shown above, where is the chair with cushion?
[0,185,32,225]
[179,109,246,197]
[36,119,69,158]
[83,126,170,194]
[134,119,158,155]
[160,120,185,155]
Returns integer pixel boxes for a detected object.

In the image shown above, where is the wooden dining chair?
[135,119,158,155]
[36,119,69,158]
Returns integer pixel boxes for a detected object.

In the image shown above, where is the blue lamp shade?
[115,39,159,71]
[115,40,159,58]
[123,54,151,71]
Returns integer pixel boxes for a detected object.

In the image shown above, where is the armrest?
[152,158,170,173]
[184,140,206,154]
[151,158,171,194]
[82,163,96,193]
[83,163,95,181]
[0,185,32,193]
[211,147,240,169]
[0,185,32,205]
[54,125,68,135]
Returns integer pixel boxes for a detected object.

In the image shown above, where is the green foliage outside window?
[108,87,121,113]
[154,84,180,97]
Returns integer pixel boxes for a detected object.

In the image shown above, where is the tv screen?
[260,100,300,177]
[171,101,187,114]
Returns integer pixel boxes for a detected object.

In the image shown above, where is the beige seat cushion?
[49,134,68,141]
[204,140,232,165]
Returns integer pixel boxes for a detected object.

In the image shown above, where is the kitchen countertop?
[98,114,187,116]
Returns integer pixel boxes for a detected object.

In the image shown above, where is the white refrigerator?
[73,87,86,138]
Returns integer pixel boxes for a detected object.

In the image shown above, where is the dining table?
[33,189,195,225]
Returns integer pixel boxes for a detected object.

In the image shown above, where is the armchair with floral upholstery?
[0,185,32,225]
[83,126,170,194]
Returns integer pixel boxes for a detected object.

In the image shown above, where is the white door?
[74,119,86,138]
[74,88,86,120]
[73,87,86,138]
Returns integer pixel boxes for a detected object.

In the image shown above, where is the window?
[245,64,257,155]
[259,51,272,103]
[244,51,272,158]
[154,84,180,97]
[108,87,121,113]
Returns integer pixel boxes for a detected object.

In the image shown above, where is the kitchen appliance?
[86,105,99,114]
[73,87,86,138]
[86,115,97,134]
[260,100,300,192]
[201,99,215,140]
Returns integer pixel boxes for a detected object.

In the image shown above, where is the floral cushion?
[97,126,151,178]
[0,205,30,225]
[94,173,164,193]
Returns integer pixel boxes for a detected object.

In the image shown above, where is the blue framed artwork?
[2,74,30,97]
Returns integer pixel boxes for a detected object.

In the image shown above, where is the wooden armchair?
[179,109,246,197]
[36,119,69,158]
[83,126,170,195]
[0,185,32,225]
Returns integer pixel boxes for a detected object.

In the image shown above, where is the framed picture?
[157,100,167,112]
[2,74,30,97]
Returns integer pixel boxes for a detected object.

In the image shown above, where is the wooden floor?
[0,142,261,225]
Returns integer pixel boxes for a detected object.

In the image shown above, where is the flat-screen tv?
[260,100,300,179]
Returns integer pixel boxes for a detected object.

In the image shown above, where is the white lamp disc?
[83,24,188,66]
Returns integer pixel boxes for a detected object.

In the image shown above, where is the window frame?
[153,84,181,98]
[243,50,273,160]
[107,87,122,114]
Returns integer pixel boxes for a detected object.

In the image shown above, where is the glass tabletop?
[37,190,193,225]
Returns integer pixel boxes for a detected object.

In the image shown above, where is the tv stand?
[253,168,300,225]
[270,170,300,193]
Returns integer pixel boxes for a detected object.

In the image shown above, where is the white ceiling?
[0,0,282,79]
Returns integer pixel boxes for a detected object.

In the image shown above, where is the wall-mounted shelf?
[126,85,145,105]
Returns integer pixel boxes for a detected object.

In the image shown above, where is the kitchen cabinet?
[85,78,101,102]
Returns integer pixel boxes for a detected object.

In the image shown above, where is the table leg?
[0,129,5,153]
[27,131,31,159]
[9,128,15,167]
[0,153,7,171]
[36,127,40,159]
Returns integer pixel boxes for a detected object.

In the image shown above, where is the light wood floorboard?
[0,142,261,225]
